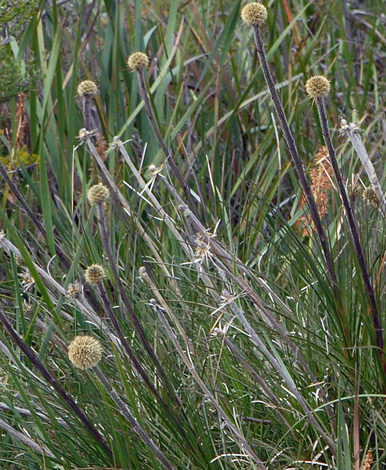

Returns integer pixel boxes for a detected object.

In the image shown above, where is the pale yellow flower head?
[87,183,110,205]
[68,336,102,370]
[305,76,330,99]
[127,52,149,71]
[85,264,106,285]
[77,80,98,98]
[241,3,268,27]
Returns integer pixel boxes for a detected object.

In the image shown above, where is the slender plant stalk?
[316,98,385,367]
[0,402,67,426]
[91,277,201,462]
[251,26,339,301]
[94,367,176,470]
[140,286,267,470]
[136,70,197,211]
[94,201,186,410]
[81,95,94,130]
[0,160,70,268]
[0,307,114,459]
[340,119,386,213]
[0,416,55,458]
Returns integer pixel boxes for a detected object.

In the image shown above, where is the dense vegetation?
[1,0,386,469]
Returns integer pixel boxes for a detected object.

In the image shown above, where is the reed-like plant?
[1,1,386,469]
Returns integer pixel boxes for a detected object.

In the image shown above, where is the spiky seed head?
[68,336,102,370]
[241,3,268,27]
[85,264,106,285]
[363,186,380,208]
[305,76,330,98]
[77,80,98,98]
[127,52,149,70]
[67,282,82,299]
[87,183,110,205]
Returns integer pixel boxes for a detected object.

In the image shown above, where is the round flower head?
[87,183,110,205]
[241,3,268,27]
[305,76,330,99]
[68,336,102,370]
[77,80,98,98]
[363,186,380,208]
[127,52,149,71]
[85,264,106,285]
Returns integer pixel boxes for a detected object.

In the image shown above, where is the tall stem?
[0,307,113,459]
[316,98,385,362]
[137,70,197,211]
[251,26,338,300]
[94,367,176,470]
[95,202,185,409]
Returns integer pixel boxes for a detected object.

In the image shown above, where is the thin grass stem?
[340,119,386,213]
[136,69,197,211]
[316,98,385,369]
[0,416,55,458]
[140,268,267,469]
[0,306,114,459]
[251,26,339,301]
[94,367,176,470]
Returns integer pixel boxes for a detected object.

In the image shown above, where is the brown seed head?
[305,76,330,99]
[127,52,149,71]
[87,183,110,205]
[241,3,268,27]
[85,264,106,285]
[77,80,98,98]
[68,336,102,370]
[363,186,380,208]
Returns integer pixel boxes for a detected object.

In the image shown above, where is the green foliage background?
[1,0,386,469]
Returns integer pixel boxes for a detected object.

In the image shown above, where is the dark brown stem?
[94,367,176,470]
[0,306,113,459]
[95,203,184,409]
[0,161,70,269]
[93,280,199,460]
[81,96,94,130]
[251,26,338,300]
[316,98,385,359]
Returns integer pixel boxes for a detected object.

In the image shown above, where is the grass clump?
[0,1,386,469]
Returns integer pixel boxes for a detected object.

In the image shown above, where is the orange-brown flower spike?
[241,3,268,27]
[305,76,330,99]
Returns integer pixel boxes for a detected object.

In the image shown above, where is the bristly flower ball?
[127,52,149,71]
[87,183,110,205]
[85,264,106,285]
[241,3,268,27]
[305,76,330,99]
[77,80,98,98]
[363,186,380,208]
[68,336,102,370]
